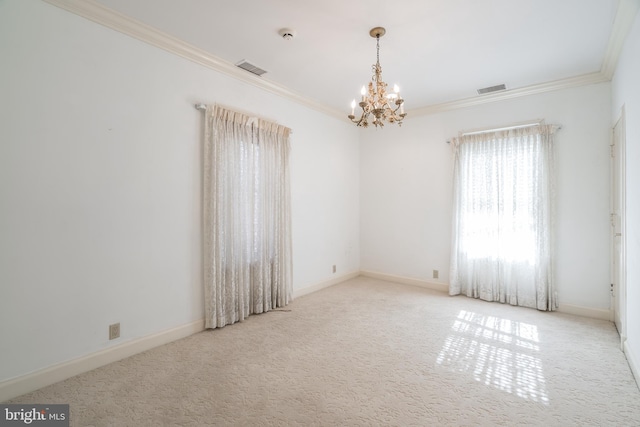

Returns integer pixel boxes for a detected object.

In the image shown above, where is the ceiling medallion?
[348,27,406,128]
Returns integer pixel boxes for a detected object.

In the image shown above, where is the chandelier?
[348,27,406,128]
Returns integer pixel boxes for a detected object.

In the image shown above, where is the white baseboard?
[624,340,640,390]
[359,272,613,322]
[0,319,205,403]
[293,271,360,299]
[360,270,449,293]
[557,304,611,321]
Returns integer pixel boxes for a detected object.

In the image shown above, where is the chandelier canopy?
[348,27,406,128]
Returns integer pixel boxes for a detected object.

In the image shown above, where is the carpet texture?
[9,277,640,426]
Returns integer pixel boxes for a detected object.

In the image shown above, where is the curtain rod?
[462,121,544,136]
[194,103,293,134]
[194,103,274,122]
[446,120,561,143]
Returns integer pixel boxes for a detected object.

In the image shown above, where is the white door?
[611,109,626,346]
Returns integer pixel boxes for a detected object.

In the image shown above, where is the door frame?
[611,105,627,347]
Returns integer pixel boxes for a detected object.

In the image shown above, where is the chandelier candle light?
[348,27,406,128]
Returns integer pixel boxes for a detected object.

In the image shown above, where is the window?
[203,106,293,328]
[450,123,558,310]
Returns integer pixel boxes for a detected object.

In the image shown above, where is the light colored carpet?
[9,277,640,426]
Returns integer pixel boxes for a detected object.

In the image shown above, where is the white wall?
[611,9,640,378]
[0,0,359,383]
[360,115,452,283]
[361,83,612,311]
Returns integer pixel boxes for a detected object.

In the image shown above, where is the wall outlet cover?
[109,323,120,340]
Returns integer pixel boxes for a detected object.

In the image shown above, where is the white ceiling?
[90,0,619,114]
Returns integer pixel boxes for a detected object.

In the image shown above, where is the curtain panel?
[203,105,293,328]
[449,124,558,311]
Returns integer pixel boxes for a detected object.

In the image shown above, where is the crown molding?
[42,0,637,121]
[42,0,345,120]
[409,72,609,117]
[601,0,640,79]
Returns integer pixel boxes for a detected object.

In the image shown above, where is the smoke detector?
[278,28,296,40]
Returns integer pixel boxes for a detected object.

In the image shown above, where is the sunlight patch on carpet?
[436,310,549,404]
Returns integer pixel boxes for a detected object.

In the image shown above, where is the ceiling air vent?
[235,60,267,77]
[477,84,506,95]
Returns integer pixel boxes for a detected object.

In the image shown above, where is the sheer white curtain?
[449,124,558,310]
[203,105,292,329]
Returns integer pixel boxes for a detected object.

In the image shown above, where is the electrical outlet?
[109,323,120,340]
[433,270,439,279]
[332,265,336,274]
